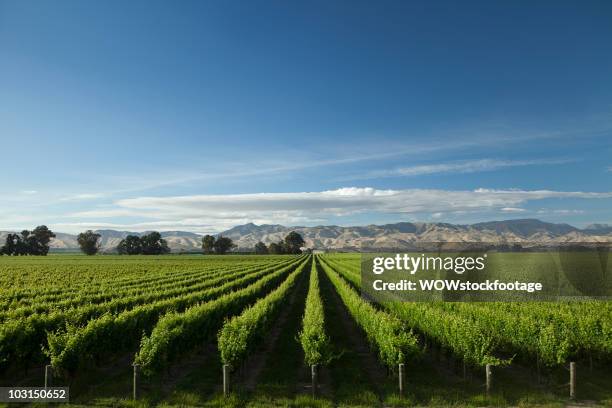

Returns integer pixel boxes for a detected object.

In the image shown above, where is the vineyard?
[0,254,610,407]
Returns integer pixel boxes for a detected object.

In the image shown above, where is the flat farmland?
[0,254,610,408]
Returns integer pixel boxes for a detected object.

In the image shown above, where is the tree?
[202,235,215,254]
[141,232,170,255]
[0,226,55,256]
[117,235,142,255]
[1,233,21,255]
[31,226,56,255]
[213,236,235,254]
[284,231,305,254]
[268,241,284,254]
[254,241,268,254]
[77,230,101,255]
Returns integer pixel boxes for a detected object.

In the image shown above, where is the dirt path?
[238,260,309,391]
[319,263,387,406]
[158,343,218,395]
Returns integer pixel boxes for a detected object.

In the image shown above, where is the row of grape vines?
[0,256,300,372]
[0,257,294,319]
[298,256,332,366]
[50,256,307,374]
[321,254,612,368]
[135,256,309,374]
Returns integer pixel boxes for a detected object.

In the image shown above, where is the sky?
[0,0,611,234]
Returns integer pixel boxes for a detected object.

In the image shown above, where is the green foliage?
[140,232,170,255]
[322,253,612,367]
[213,236,236,254]
[50,258,303,374]
[77,230,101,255]
[266,232,305,254]
[0,255,295,372]
[254,241,268,254]
[267,241,285,254]
[299,257,332,365]
[1,226,55,256]
[202,235,215,254]
[284,231,305,254]
[135,256,308,374]
[318,256,420,367]
[217,257,310,367]
[116,232,169,255]
[117,235,142,255]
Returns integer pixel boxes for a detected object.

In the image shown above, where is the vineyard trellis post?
[132,363,140,400]
[223,364,231,396]
[485,364,493,396]
[569,362,576,400]
[398,363,405,398]
[44,365,53,389]
[311,364,318,397]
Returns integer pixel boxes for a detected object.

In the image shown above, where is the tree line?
[1,227,306,256]
[201,231,305,255]
[0,226,56,255]
[253,231,305,254]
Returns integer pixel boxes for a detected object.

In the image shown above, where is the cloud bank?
[56,187,612,233]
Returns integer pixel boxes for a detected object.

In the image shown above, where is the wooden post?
[485,364,493,396]
[311,364,318,397]
[569,362,576,400]
[398,363,405,398]
[132,363,140,400]
[44,365,52,389]
[223,364,231,397]
[463,360,467,381]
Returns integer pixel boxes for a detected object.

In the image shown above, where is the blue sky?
[1,0,611,233]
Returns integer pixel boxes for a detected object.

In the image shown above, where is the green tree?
[141,232,170,255]
[268,241,284,254]
[284,231,305,254]
[77,230,101,255]
[1,233,21,256]
[17,231,32,255]
[31,226,56,255]
[254,241,268,254]
[213,236,235,254]
[1,226,55,255]
[202,235,215,254]
[117,235,142,255]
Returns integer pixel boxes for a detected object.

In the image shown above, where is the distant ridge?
[0,219,610,253]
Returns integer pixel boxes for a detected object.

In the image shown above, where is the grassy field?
[0,254,610,407]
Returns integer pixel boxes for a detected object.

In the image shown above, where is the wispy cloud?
[60,193,107,201]
[340,158,573,180]
[537,209,585,215]
[501,207,527,213]
[52,125,598,198]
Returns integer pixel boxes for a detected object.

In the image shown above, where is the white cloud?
[501,207,527,213]
[344,158,572,180]
[20,190,38,195]
[60,193,106,201]
[537,209,586,215]
[73,187,609,232]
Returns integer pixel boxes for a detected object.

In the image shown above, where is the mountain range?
[1,219,610,253]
